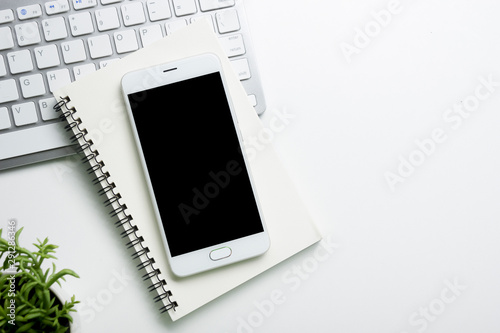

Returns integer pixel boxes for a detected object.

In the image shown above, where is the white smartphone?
[121,53,270,277]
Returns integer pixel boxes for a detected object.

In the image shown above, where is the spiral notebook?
[54,20,321,321]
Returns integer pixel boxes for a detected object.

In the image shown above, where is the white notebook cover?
[54,20,321,321]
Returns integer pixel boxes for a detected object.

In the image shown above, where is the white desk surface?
[2,0,500,332]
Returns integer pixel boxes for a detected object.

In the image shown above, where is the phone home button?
[209,247,232,261]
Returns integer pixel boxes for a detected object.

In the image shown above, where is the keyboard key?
[0,107,11,130]
[72,0,97,10]
[0,79,19,103]
[165,19,187,35]
[88,35,113,58]
[0,27,14,50]
[73,63,96,80]
[95,7,120,31]
[15,22,42,46]
[45,0,71,15]
[12,102,38,126]
[7,50,34,74]
[139,25,164,47]
[231,58,251,80]
[35,44,61,69]
[99,58,120,68]
[172,0,197,16]
[0,122,71,160]
[39,97,59,120]
[199,0,234,11]
[114,30,139,53]
[216,9,240,34]
[69,12,95,36]
[219,34,245,57]
[16,4,43,20]
[42,17,69,41]
[147,0,172,21]
[101,0,123,4]
[190,14,214,30]
[19,73,46,98]
[62,39,87,64]
[0,56,6,77]
[0,9,15,24]
[247,94,257,107]
[121,2,146,26]
[47,68,71,92]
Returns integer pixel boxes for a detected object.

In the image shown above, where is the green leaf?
[48,296,56,309]
[61,313,73,323]
[14,227,24,246]
[24,311,44,321]
[34,288,44,306]
[42,289,51,310]
[16,321,35,333]
[46,269,80,288]
[43,266,51,283]
[17,303,28,313]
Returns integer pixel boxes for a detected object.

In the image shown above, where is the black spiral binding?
[55,97,178,313]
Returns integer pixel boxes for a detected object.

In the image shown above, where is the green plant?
[0,227,80,333]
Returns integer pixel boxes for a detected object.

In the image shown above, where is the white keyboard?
[0,0,266,170]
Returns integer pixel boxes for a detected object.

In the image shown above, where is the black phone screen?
[127,71,264,257]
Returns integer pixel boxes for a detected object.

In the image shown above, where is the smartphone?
[121,53,269,277]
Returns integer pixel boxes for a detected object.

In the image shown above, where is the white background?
[2,0,500,332]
